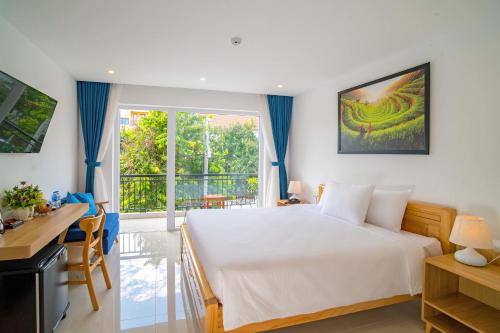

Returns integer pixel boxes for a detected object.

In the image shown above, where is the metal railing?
[120,173,258,213]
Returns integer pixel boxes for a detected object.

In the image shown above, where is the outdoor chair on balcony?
[228,195,257,208]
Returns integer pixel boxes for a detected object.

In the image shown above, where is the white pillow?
[320,182,375,226]
[366,188,412,232]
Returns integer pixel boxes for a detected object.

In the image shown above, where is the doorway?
[118,108,261,231]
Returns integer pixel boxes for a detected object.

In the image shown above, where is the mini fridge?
[0,243,69,333]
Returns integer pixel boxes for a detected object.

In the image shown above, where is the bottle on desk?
[51,191,62,209]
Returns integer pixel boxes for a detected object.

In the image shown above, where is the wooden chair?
[66,208,112,311]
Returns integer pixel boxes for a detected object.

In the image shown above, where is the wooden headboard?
[317,184,457,254]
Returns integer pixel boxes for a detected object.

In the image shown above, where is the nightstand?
[422,254,500,333]
[277,199,308,206]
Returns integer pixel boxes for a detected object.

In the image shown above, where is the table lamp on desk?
[449,215,494,266]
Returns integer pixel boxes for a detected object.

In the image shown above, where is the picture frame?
[338,63,430,154]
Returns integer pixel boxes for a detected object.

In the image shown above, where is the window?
[118,108,262,230]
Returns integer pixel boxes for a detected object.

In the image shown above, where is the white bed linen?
[400,230,443,257]
[186,204,427,330]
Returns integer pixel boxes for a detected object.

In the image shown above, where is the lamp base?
[454,247,487,267]
[288,194,300,201]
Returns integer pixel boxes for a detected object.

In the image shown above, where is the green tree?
[120,111,168,174]
[209,120,259,174]
[175,112,205,174]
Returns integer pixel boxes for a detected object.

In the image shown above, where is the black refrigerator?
[0,243,69,333]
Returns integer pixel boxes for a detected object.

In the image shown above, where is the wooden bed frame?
[180,184,457,333]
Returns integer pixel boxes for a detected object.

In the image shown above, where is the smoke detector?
[231,37,242,46]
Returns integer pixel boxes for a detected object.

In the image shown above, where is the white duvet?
[186,204,428,330]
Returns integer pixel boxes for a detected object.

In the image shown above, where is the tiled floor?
[56,219,426,333]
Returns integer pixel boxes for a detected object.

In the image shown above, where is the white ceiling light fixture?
[107,69,115,74]
[231,36,242,46]
[277,84,284,88]
[200,77,207,81]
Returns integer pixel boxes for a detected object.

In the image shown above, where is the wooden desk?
[0,203,88,261]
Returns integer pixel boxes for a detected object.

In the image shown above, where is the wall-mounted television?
[0,71,57,153]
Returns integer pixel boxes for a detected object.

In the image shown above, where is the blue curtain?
[77,81,110,195]
[267,95,293,199]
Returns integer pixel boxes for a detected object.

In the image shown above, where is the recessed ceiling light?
[200,77,207,81]
[277,84,284,88]
[107,69,115,74]
[231,37,242,46]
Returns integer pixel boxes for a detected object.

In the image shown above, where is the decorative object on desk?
[338,63,430,154]
[11,207,31,221]
[287,181,302,203]
[35,202,53,215]
[1,181,44,221]
[449,215,493,266]
[0,211,4,234]
[3,218,25,229]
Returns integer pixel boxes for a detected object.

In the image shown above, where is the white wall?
[289,19,500,237]
[119,84,261,112]
[0,16,78,197]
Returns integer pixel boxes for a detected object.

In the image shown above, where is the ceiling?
[0,0,493,95]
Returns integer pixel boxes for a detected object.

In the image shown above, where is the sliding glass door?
[174,112,260,228]
[119,108,261,231]
[119,110,168,215]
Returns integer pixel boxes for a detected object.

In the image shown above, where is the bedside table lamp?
[287,181,303,201]
[449,215,493,267]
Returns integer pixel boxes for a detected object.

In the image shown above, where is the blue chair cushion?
[66,192,98,217]
[66,212,119,239]
[101,214,120,255]
[65,212,119,255]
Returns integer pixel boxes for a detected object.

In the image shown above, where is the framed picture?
[338,63,430,154]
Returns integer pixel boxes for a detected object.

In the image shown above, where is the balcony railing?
[120,173,258,213]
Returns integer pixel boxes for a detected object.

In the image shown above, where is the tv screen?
[0,71,57,153]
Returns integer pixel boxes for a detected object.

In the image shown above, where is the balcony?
[120,173,258,213]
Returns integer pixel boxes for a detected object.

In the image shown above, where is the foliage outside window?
[120,111,259,212]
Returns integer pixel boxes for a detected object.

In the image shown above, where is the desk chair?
[65,208,112,311]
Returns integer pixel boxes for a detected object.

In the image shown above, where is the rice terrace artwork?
[338,63,430,154]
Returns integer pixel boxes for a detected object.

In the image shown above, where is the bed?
[180,185,457,333]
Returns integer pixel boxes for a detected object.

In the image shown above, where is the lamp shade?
[288,181,303,194]
[449,215,493,249]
